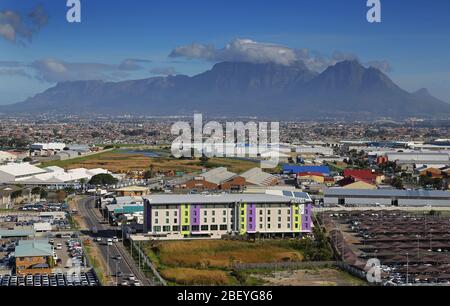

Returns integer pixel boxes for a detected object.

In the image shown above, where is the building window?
[259,224,263,229]
[182,225,189,231]
[223,217,226,223]
[184,218,188,223]
[268,210,271,215]
[155,211,159,217]
[204,218,207,223]
[223,210,226,215]
[192,225,200,231]
[211,225,218,231]
[153,226,161,232]
[204,211,207,216]
[166,211,169,217]
[212,211,215,216]
[278,217,281,222]
[201,225,209,231]
[212,218,215,223]
[172,225,179,231]
[259,210,263,214]
[163,226,171,232]
[260,217,263,222]
[174,219,178,224]
[165,219,169,224]
[174,211,177,217]
[278,210,281,215]
[295,224,298,229]
[287,223,291,229]
[268,224,271,229]
[267,217,271,222]
[220,225,227,231]
[155,219,159,224]
[287,217,291,222]
[249,217,253,223]
[278,224,281,229]
[185,211,188,216]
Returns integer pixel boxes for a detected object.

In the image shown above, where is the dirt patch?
[253,268,366,286]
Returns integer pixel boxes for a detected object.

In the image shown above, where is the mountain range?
[2,60,450,119]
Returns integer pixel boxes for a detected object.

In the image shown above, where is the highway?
[77,196,152,286]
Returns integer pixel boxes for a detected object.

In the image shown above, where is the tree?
[89,173,118,186]
[40,189,48,199]
[11,190,22,200]
[143,165,154,180]
[391,177,404,189]
[31,187,42,196]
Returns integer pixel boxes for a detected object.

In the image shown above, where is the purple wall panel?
[190,204,201,231]
[247,204,256,233]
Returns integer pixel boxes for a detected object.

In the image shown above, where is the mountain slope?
[1,60,449,119]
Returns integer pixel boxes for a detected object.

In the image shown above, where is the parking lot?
[0,270,99,286]
[322,210,450,285]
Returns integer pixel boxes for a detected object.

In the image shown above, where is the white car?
[112,237,119,243]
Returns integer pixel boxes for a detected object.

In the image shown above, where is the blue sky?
[1,0,450,104]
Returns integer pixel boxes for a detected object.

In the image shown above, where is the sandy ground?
[254,269,365,286]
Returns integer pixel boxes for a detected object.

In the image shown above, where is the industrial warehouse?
[324,189,450,207]
[143,193,313,240]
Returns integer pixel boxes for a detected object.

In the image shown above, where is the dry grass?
[148,240,303,269]
[160,267,233,286]
[55,152,258,174]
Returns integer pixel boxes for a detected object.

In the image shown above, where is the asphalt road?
[77,196,152,286]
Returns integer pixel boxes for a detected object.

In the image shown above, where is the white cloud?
[170,38,392,73]
[0,5,48,44]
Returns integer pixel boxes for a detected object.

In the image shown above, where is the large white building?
[0,163,108,186]
[0,163,47,184]
[143,193,313,240]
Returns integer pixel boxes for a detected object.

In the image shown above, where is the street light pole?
[406,252,409,286]
[115,260,119,286]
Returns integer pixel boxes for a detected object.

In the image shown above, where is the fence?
[130,240,167,286]
[233,261,336,271]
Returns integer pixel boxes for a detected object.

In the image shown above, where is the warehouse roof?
[200,167,238,185]
[240,167,278,187]
[0,163,46,177]
[15,240,52,257]
[283,165,330,175]
[324,188,450,199]
[0,229,35,238]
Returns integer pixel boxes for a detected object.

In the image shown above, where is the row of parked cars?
[67,239,84,265]
[0,271,98,287]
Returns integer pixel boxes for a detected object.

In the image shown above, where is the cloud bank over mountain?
[170,38,392,73]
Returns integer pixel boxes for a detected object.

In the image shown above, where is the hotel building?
[143,193,313,240]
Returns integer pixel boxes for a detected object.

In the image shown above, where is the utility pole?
[406,252,409,286]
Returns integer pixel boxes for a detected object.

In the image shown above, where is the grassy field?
[39,151,259,174]
[150,240,303,269]
[160,267,236,286]
[142,239,305,286]
[141,239,366,286]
